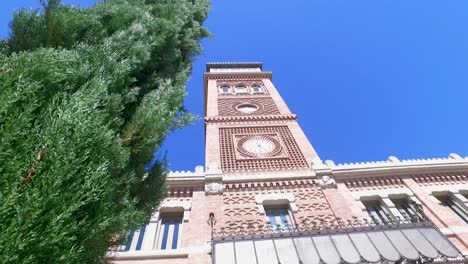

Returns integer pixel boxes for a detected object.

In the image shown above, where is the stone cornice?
[225,178,317,190]
[222,169,315,183]
[165,154,468,189]
[166,169,205,189]
[204,71,272,81]
[204,114,297,124]
[313,154,468,180]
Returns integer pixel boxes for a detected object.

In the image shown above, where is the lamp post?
[207,212,216,239]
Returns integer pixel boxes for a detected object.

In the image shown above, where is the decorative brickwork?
[343,177,405,191]
[224,179,316,190]
[218,180,334,235]
[291,185,335,227]
[216,80,269,97]
[413,172,468,186]
[216,80,265,89]
[219,126,308,172]
[164,187,202,198]
[205,71,272,82]
[204,114,297,124]
[217,97,280,116]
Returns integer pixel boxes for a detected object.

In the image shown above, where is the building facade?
[110,62,468,264]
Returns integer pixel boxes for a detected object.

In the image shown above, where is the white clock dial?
[237,135,283,158]
[237,104,258,114]
[243,138,274,154]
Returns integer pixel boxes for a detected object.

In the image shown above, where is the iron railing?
[211,213,433,240]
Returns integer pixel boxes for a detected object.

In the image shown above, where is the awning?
[213,226,465,264]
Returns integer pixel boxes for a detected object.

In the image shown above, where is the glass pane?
[235,86,247,93]
[362,200,390,225]
[135,225,146,250]
[252,86,262,92]
[265,206,291,232]
[391,198,419,222]
[159,213,183,250]
[436,195,468,224]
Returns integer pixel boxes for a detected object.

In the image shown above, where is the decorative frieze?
[413,173,468,186]
[224,179,317,190]
[343,177,405,191]
[204,114,297,124]
[164,188,196,198]
[204,72,272,81]
[217,97,279,116]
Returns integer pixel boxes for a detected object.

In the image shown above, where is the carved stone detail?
[205,182,224,194]
[318,175,337,189]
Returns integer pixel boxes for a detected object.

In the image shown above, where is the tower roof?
[206,62,263,71]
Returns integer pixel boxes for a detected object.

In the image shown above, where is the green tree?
[0,0,209,263]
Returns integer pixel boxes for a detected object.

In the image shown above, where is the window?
[391,198,421,222]
[155,212,183,250]
[362,200,392,225]
[251,85,263,93]
[124,225,147,251]
[235,86,248,94]
[220,86,231,94]
[265,205,293,232]
[435,195,468,224]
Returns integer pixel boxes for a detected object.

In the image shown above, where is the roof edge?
[206,62,263,71]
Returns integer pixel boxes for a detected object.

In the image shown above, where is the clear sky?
[2,0,468,171]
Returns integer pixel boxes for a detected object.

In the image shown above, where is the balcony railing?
[211,210,467,264]
[213,214,430,239]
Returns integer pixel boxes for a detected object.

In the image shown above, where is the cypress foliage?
[0,0,209,263]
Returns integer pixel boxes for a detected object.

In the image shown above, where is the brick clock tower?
[110,62,468,264]
[204,62,319,175]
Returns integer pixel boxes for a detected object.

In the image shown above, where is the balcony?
[211,214,467,264]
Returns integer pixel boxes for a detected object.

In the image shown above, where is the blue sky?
[2,0,468,170]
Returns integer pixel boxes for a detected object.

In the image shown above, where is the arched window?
[251,85,263,93]
[220,86,231,94]
[235,85,248,94]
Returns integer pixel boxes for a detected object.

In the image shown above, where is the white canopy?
[213,226,464,264]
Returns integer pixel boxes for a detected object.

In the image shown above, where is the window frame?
[434,193,468,224]
[389,197,421,222]
[234,85,248,94]
[220,86,231,94]
[255,193,298,232]
[361,198,393,225]
[154,212,184,250]
[264,204,294,232]
[251,85,264,94]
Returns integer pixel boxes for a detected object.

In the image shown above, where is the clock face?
[237,135,282,158]
[243,138,274,154]
[237,104,258,114]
